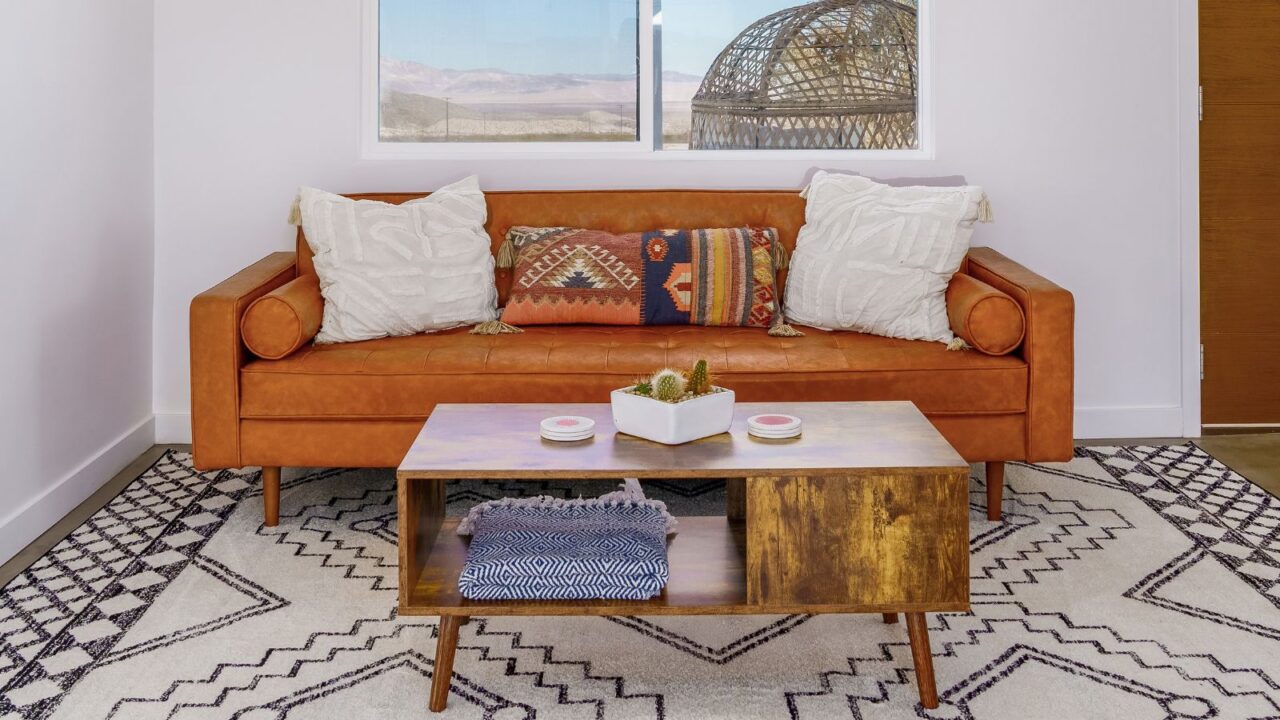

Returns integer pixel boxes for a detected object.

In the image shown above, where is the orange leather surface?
[237,413,1026,468]
[190,252,297,469]
[947,274,1027,356]
[239,326,1028,418]
[192,190,1073,472]
[240,274,323,360]
[965,247,1075,462]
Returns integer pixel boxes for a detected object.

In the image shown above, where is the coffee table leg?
[430,615,463,712]
[905,613,939,709]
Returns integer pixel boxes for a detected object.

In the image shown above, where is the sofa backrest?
[295,189,806,305]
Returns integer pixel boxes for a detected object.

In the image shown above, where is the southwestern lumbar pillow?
[296,176,499,344]
[499,226,792,332]
[784,171,991,345]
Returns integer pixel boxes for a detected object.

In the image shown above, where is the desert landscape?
[380,58,701,144]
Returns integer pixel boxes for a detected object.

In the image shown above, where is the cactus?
[687,359,710,396]
[633,381,653,397]
[650,368,687,403]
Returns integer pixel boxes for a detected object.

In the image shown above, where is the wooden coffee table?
[397,401,970,712]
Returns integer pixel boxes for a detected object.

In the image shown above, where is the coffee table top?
[397,401,967,479]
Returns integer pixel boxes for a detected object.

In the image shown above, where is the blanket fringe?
[947,337,971,351]
[287,195,302,226]
[457,480,678,536]
[470,320,523,335]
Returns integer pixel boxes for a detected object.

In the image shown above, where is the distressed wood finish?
[399,402,966,480]
[398,401,970,712]
[725,478,746,521]
[745,473,968,608]
[398,477,445,608]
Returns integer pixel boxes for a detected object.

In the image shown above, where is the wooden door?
[1200,1,1280,426]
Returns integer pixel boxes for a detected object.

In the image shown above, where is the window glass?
[379,0,640,143]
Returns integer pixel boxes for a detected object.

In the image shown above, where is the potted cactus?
[611,360,735,445]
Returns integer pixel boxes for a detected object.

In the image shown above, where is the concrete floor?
[1198,433,1280,498]
[2,436,1279,587]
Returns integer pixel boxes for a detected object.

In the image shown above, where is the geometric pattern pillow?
[500,226,782,328]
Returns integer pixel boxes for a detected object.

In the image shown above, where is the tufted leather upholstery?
[191,189,1073,472]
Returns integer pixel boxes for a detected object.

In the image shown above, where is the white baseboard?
[1073,405,1185,440]
[0,415,156,566]
[154,413,192,444]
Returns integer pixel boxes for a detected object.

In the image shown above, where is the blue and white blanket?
[457,481,676,601]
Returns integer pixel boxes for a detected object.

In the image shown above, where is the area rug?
[2,445,1279,719]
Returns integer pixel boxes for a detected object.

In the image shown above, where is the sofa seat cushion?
[239,326,1028,419]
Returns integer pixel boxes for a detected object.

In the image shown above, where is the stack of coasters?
[747,414,802,439]
[540,416,596,442]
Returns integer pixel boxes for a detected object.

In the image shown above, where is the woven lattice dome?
[690,0,918,150]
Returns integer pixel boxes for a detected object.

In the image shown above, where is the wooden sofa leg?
[986,461,1005,521]
[262,466,281,527]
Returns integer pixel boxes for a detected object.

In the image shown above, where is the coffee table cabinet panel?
[745,472,968,609]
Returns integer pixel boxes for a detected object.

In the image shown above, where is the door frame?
[1179,0,1202,438]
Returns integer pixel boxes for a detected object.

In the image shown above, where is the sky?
[379,0,800,78]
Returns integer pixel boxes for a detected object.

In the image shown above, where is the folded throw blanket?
[457,480,676,601]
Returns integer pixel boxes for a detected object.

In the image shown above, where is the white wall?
[0,1,156,562]
[152,0,1194,442]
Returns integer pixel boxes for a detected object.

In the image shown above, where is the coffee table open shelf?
[397,402,970,713]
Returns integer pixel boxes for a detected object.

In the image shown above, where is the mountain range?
[380,58,704,105]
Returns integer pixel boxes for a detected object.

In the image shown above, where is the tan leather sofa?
[191,190,1074,525]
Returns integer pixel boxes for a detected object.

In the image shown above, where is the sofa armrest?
[963,247,1075,462]
[190,252,297,469]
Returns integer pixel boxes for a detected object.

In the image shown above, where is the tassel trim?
[769,317,805,337]
[456,479,678,536]
[470,320,523,335]
[287,195,302,227]
[771,238,789,271]
[947,337,971,351]
[495,238,517,269]
[977,194,995,223]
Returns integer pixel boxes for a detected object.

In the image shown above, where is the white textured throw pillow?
[784,171,989,344]
[298,176,498,344]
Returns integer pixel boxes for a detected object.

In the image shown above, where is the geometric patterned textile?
[2,446,1279,719]
[501,226,782,328]
[457,492,672,601]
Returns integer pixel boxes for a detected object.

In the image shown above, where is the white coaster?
[540,416,596,442]
[747,414,802,439]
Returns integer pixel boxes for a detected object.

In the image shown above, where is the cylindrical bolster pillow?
[241,274,323,359]
[947,274,1026,355]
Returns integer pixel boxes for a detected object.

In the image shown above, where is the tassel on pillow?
[769,315,805,338]
[495,238,517,269]
[287,195,303,227]
[471,320,523,335]
[978,194,995,223]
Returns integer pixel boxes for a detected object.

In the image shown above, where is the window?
[371,0,923,153]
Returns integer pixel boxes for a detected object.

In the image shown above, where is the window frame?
[360,0,933,160]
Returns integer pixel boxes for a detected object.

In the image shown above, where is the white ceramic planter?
[610,387,736,445]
